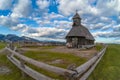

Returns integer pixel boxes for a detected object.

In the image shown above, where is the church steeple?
[72,10,81,26]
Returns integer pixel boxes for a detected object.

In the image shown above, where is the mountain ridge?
[0,34,40,42]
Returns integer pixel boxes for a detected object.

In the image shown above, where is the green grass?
[0,42,107,80]
[22,46,56,49]
[87,44,120,80]
[24,50,87,68]
[0,53,34,80]
[23,50,87,79]
[0,42,6,49]
[26,62,65,80]
[95,44,103,51]
[0,42,34,80]
[40,46,57,49]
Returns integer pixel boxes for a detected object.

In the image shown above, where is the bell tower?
[72,10,81,26]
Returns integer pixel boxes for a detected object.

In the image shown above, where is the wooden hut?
[66,12,95,48]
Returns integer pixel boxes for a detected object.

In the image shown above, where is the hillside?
[0,34,40,42]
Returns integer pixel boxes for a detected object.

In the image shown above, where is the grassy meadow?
[95,43,103,51]
[87,44,120,80]
[1,42,120,80]
[0,42,33,80]
[24,50,87,68]
[0,42,6,49]
[23,48,87,79]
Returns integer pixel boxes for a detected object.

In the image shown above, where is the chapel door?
[72,38,78,48]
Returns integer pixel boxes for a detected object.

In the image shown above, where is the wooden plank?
[75,46,107,78]
[5,47,75,76]
[7,55,53,80]
[79,46,107,80]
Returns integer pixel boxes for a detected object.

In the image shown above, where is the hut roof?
[73,12,81,19]
[66,25,95,40]
[66,11,95,41]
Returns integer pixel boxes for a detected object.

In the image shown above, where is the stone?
[51,59,63,64]
[0,66,11,74]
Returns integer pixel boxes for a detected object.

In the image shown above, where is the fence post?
[18,49,27,77]
[66,63,79,80]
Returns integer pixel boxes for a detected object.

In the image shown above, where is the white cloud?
[58,0,84,16]
[36,0,49,9]
[57,0,99,16]
[89,23,105,30]
[11,0,32,18]
[24,27,67,39]
[113,24,120,32]
[114,39,120,44]
[57,0,120,17]
[11,24,29,32]
[11,22,67,39]
[96,0,120,16]
[101,25,111,30]
[0,15,10,26]
[0,0,12,10]
[1,0,120,43]
[88,0,97,4]
[100,16,110,21]
[0,15,18,27]
[54,20,72,29]
[101,21,116,30]
[48,12,65,19]
[93,30,120,39]
[92,31,112,38]
[32,12,71,30]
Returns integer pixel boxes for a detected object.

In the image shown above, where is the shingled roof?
[73,12,81,19]
[66,25,94,40]
[66,12,95,41]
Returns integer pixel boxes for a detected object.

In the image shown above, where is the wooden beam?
[7,55,53,80]
[5,47,75,76]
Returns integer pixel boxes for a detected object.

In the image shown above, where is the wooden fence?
[74,45,107,80]
[5,45,107,80]
[7,55,52,80]
[5,47,76,80]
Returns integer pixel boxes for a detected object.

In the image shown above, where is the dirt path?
[21,46,98,60]
[0,48,5,54]
[50,46,97,60]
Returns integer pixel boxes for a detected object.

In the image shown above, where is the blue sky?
[0,0,120,43]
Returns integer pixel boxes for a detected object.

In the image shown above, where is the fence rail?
[7,55,52,80]
[5,44,107,80]
[5,47,76,79]
[74,45,107,80]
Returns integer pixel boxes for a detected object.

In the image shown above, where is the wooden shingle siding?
[66,12,95,48]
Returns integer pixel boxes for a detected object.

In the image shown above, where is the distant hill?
[0,34,40,42]
[0,34,66,44]
[0,34,5,41]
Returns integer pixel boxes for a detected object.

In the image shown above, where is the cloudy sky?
[0,0,120,43]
